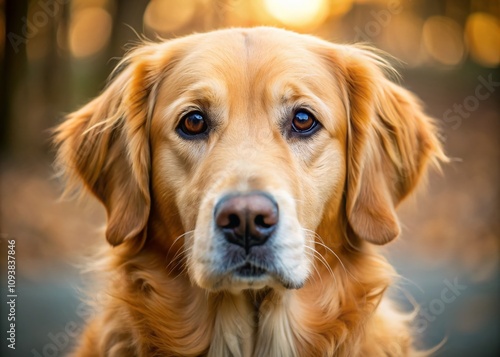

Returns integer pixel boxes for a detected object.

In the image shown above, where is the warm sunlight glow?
[263,0,329,29]
[69,7,112,58]
[330,0,353,17]
[144,0,196,34]
[423,16,464,66]
[381,13,425,67]
[465,13,500,67]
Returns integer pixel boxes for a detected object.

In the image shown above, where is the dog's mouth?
[230,262,302,290]
[209,260,304,291]
[235,263,267,277]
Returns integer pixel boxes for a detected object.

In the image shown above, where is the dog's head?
[55,28,445,292]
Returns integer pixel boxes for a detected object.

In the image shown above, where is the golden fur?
[54,27,446,356]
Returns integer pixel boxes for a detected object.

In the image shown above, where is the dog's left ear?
[330,46,447,245]
[54,45,164,247]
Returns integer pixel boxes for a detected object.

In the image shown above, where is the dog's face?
[55,28,445,293]
[150,30,347,291]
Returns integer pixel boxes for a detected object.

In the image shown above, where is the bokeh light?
[380,13,426,67]
[221,1,256,27]
[69,7,112,58]
[263,0,329,30]
[465,12,500,68]
[329,0,353,18]
[423,16,465,66]
[144,0,196,34]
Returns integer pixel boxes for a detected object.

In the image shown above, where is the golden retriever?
[55,27,446,356]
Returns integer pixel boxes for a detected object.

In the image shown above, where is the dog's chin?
[195,265,305,293]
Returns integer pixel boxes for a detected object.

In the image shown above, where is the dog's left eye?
[178,111,208,137]
[291,110,318,134]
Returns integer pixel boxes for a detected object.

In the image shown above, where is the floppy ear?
[54,46,160,246]
[337,47,447,245]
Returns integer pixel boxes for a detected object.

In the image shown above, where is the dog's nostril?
[255,214,271,228]
[225,214,240,229]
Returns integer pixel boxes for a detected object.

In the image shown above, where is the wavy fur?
[54,27,446,357]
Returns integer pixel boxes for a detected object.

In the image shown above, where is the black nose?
[215,192,279,252]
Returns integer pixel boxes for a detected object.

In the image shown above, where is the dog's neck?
[105,241,393,357]
[206,287,299,357]
[245,287,272,311]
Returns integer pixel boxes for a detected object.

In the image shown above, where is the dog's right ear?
[54,45,163,246]
[337,47,447,245]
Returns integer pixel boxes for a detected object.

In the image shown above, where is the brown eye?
[179,111,208,137]
[291,110,318,134]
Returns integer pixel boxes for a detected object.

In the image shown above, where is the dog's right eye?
[178,111,208,137]
[290,109,320,137]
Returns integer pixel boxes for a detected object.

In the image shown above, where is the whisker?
[303,229,331,285]
[164,230,195,271]
[166,230,195,258]
[169,252,192,281]
[303,229,346,269]
[304,245,337,286]
[166,245,192,272]
[302,228,360,285]
[302,249,323,285]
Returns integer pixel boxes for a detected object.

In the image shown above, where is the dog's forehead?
[167,28,336,98]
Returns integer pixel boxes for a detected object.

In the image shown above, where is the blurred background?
[0,0,498,356]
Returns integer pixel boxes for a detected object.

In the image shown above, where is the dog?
[54,27,447,356]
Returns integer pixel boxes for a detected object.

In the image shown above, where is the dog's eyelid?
[176,105,210,125]
[179,105,204,118]
[297,100,325,119]
[293,103,315,114]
